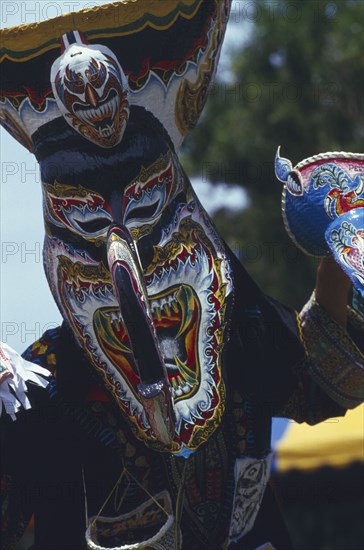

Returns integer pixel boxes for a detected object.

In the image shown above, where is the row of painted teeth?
[67,283,110,298]
[104,291,180,326]
[150,293,179,320]
[98,124,115,138]
[169,374,193,397]
[105,310,123,323]
[104,310,123,330]
[76,95,119,125]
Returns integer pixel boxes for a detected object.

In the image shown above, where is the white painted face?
[41,152,234,456]
[51,42,129,147]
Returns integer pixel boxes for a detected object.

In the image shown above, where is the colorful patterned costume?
[1,2,363,549]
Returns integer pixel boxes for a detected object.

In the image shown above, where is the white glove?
[0,342,50,420]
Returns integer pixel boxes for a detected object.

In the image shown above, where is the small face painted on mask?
[51,35,129,148]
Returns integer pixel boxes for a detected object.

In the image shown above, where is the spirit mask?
[42,33,234,457]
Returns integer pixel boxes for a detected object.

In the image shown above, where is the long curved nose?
[106,225,175,444]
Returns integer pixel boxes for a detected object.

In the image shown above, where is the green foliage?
[182,0,363,307]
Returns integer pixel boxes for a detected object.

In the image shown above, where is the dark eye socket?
[76,218,111,234]
[124,201,159,223]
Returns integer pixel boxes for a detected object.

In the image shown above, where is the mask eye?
[85,61,107,89]
[65,75,85,94]
[75,217,111,234]
[124,200,161,224]
[64,65,85,93]
[44,182,112,241]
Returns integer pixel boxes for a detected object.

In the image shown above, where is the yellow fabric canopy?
[276,404,364,472]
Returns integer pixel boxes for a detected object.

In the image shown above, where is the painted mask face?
[41,119,233,456]
[51,33,129,147]
[41,32,235,456]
